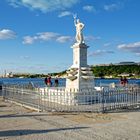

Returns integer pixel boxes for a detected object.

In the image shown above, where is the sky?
[0,0,140,74]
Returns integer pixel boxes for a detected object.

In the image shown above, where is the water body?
[0,78,140,87]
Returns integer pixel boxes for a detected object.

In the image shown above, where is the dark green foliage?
[13,65,140,78]
[13,70,67,78]
[91,65,140,78]
[13,73,48,78]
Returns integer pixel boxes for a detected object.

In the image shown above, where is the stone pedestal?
[66,43,95,90]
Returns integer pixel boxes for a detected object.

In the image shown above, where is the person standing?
[44,77,48,86]
[47,76,52,87]
[54,78,59,87]
[123,77,128,86]
[120,76,124,86]
[120,76,128,86]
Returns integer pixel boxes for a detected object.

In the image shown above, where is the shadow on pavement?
[0,127,89,137]
[0,112,79,118]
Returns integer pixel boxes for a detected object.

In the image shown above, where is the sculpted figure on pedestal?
[73,14,84,44]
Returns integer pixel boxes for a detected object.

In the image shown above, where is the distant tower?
[4,70,6,77]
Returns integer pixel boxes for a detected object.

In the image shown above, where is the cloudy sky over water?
[0,0,140,74]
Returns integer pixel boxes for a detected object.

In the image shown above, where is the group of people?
[44,76,59,87]
[120,76,128,86]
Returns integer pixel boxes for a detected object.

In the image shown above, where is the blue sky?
[0,0,140,74]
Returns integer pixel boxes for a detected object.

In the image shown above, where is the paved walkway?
[0,99,140,140]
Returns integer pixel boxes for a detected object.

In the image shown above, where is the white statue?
[73,14,84,44]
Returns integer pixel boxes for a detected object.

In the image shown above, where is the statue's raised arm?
[73,15,85,44]
[73,14,77,27]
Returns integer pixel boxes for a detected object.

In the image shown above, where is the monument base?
[39,87,97,106]
[66,67,95,91]
[65,42,95,91]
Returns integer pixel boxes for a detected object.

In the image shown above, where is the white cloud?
[88,50,114,57]
[0,29,16,40]
[22,32,73,44]
[23,32,59,44]
[56,36,73,43]
[22,36,36,44]
[8,0,80,12]
[83,5,96,12]
[84,36,101,42]
[118,41,140,55]
[104,43,111,47]
[9,1,19,8]
[104,3,119,11]
[37,32,59,41]
[58,11,73,18]
[23,32,99,45]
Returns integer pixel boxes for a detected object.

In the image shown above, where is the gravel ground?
[0,98,140,140]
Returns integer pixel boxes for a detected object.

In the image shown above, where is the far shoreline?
[0,77,140,80]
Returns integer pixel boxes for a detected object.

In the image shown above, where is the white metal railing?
[1,84,140,113]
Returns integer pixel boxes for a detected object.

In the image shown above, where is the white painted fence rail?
[1,84,140,113]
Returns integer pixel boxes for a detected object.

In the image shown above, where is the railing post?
[1,85,4,98]
[102,88,105,113]
[38,88,41,112]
